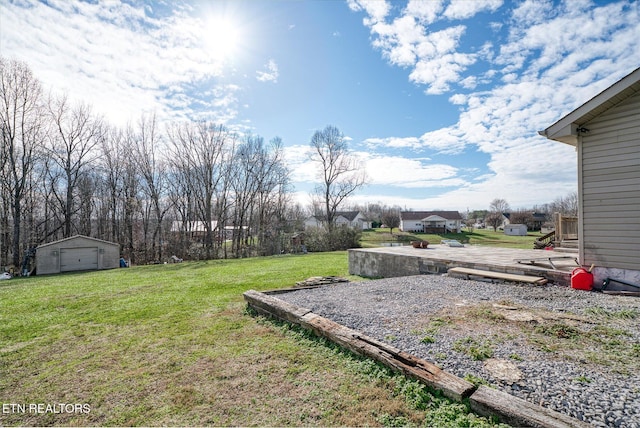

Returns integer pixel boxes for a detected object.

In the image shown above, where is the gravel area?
[276,275,640,428]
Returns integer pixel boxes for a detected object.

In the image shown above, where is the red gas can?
[571,267,593,291]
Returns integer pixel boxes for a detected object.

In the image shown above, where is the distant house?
[304,211,371,230]
[531,212,547,231]
[36,235,120,275]
[400,211,463,234]
[500,213,511,230]
[539,67,640,285]
[170,221,219,235]
[502,212,547,231]
[170,220,245,241]
[504,224,528,236]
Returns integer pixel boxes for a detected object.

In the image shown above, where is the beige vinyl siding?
[37,235,120,275]
[580,91,640,270]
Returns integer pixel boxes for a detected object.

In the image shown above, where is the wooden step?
[447,267,547,285]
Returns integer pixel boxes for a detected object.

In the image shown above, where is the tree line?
[2,57,578,270]
[1,57,310,269]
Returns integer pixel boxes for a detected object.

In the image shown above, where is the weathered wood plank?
[448,267,548,284]
[470,386,591,428]
[244,290,589,427]
[243,290,312,323]
[300,313,474,401]
[243,289,475,401]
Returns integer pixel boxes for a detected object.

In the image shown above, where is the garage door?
[60,247,99,272]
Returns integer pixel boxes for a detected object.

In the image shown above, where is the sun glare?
[202,15,241,61]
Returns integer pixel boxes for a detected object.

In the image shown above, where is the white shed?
[36,235,120,275]
[504,224,528,236]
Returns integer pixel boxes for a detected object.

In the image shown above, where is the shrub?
[305,225,362,252]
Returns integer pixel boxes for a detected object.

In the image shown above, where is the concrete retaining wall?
[348,248,571,286]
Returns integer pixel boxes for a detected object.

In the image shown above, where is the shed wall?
[504,225,527,236]
[580,91,640,270]
[37,236,120,275]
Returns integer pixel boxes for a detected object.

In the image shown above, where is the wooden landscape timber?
[243,289,591,427]
[243,289,474,401]
[447,267,548,285]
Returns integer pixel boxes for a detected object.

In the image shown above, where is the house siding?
[401,220,425,232]
[399,211,463,233]
[580,91,640,270]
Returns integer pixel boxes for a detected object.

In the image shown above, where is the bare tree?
[97,126,128,243]
[489,198,510,214]
[132,113,171,262]
[167,121,233,259]
[229,135,270,256]
[381,207,400,234]
[249,136,290,256]
[309,125,366,234]
[485,211,503,232]
[121,125,141,263]
[549,191,578,216]
[509,209,535,228]
[47,94,103,238]
[485,198,510,231]
[0,58,46,266]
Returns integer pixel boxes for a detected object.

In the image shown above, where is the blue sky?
[1,0,638,212]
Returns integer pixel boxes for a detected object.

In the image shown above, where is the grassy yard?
[0,253,503,427]
[361,228,543,250]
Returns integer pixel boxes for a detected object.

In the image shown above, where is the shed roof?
[539,67,640,146]
[37,234,119,249]
[401,211,463,221]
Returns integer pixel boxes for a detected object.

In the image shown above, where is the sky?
[1,0,639,213]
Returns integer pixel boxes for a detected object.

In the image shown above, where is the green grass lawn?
[0,253,503,427]
[361,228,543,249]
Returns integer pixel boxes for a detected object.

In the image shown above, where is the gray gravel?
[276,275,640,428]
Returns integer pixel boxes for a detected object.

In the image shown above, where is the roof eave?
[539,67,640,146]
[537,123,578,146]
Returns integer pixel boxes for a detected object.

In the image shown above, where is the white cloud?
[363,127,468,155]
[443,0,503,20]
[510,0,554,27]
[347,0,391,24]
[348,0,639,210]
[448,93,467,105]
[363,136,422,150]
[0,1,237,126]
[362,154,465,188]
[283,145,315,183]
[405,0,445,25]
[287,144,467,194]
[354,2,480,94]
[256,59,279,83]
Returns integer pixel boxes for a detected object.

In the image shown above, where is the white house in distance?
[539,67,640,288]
[170,220,245,241]
[304,211,371,230]
[400,211,463,234]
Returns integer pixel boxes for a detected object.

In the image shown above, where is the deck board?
[447,267,548,285]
